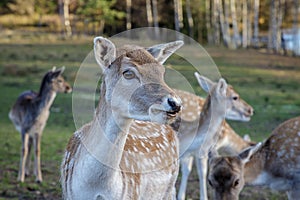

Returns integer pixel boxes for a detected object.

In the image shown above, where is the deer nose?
[247,107,254,116]
[167,97,181,113]
[65,85,72,93]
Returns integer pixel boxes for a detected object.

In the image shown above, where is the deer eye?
[123,70,135,79]
[233,179,240,187]
[232,96,239,101]
[57,79,63,83]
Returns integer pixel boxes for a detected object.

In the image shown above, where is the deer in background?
[61,37,183,199]
[9,67,72,183]
[176,73,254,200]
[214,122,256,156]
[208,116,300,200]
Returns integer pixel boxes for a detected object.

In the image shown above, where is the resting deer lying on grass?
[176,73,254,200]
[9,67,72,183]
[61,37,183,199]
[208,116,300,200]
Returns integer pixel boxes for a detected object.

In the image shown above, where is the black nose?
[168,98,181,113]
[247,108,254,116]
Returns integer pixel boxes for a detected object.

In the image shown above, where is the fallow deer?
[214,122,256,156]
[61,37,183,199]
[177,73,254,200]
[208,116,300,200]
[9,67,72,182]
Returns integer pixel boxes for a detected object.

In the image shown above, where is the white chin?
[242,116,251,122]
[227,115,251,122]
[149,112,167,124]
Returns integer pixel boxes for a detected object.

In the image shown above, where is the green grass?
[0,39,299,199]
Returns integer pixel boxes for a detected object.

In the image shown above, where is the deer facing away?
[9,67,72,182]
[176,73,254,200]
[61,37,183,199]
[208,116,300,200]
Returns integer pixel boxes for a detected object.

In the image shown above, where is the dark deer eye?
[233,179,240,187]
[123,70,135,79]
[233,96,239,101]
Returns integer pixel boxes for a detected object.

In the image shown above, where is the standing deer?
[177,73,254,200]
[61,37,183,199]
[9,67,72,183]
[208,116,300,200]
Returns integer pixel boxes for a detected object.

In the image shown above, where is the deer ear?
[51,66,65,78]
[94,37,116,70]
[243,134,251,142]
[146,40,184,64]
[194,72,214,93]
[208,148,219,166]
[238,142,262,164]
[216,78,227,96]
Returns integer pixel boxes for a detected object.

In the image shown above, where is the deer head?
[94,37,183,124]
[195,73,253,122]
[208,143,262,200]
[42,66,72,94]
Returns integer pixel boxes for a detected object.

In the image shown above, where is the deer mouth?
[149,105,180,124]
[241,114,251,122]
[166,111,178,118]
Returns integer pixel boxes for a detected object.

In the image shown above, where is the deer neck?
[184,94,226,152]
[37,85,57,112]
[201,94,225,138]
[243,148,266,184]
[82,82,132,170]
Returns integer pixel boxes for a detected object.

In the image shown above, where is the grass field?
[0,37,299,199]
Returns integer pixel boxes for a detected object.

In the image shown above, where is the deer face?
[208,157,245,200]
[224,86,253,121]
[208,143,262,200]
[43,67,72,94]
[194,73,253,122]
[94,37,182,124]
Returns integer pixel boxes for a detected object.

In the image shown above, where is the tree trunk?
[247,0,252,46]
[63,0,72,37]
[218,0,228,47]
[292,0,299,56]
[253,0,260,48]
[242,0,248,48]
[146,0,153,27]
[172,0,183,32]
[276,0,284,53]
[268,0,276,52]
[231,0,240,48]
[205,0,213,44]
[126,0,132,37]
[174,0,182,39]
[178,0,184,29]
[152,0,159,38]
[58,0,72,37]
[212,0,220,45]
[58,0,63,33]
[185,0,194,40]
[174,0,180,32]
[224,0,233,48]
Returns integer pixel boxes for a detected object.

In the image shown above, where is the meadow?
[0,36,299,199]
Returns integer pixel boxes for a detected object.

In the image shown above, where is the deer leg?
[25,137,33,176]
[177,155,194,200]
[195,156,208,200]
[33,133,42,183]
[18,133,29,182]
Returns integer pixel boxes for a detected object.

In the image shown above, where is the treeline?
[0,0,299,54]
